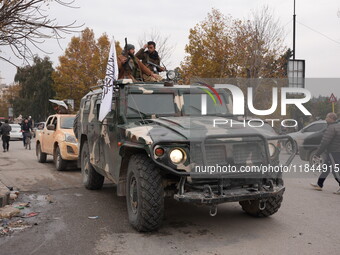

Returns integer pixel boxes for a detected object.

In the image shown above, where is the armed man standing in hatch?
[117,43,162,82]
[135,41,166,76]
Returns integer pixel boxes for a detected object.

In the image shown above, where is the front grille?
[190,138,265,167]
[205,145,226,164]
[233,143,263,164]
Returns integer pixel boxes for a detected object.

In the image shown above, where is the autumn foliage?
[52,28,122,110]
[181,8,289,82]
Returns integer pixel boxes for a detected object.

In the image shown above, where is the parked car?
[33,122,45,138]
[298,129,326,167]
[285,120,327,154]
[9,124,22,140]
[36,114,78,171]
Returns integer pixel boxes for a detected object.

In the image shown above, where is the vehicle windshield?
[183,93,230,116]
[127,94,176,117]
[60,116,75,129]
[127,92,231,117]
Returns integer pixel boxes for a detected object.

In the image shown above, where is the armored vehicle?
[75,80,295,232]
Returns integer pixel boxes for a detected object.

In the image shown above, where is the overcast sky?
[0,0,339,97]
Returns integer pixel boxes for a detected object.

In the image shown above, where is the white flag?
[99,37,119,122]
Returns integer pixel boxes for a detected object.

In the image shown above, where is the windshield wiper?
[127,107,149,118]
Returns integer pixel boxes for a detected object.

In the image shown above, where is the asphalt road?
[0,140,340,255]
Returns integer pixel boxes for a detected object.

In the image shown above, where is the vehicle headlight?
[268,143,277,157]
[65,133,77,143]
[166,70,176,80]
[169,148,186,164]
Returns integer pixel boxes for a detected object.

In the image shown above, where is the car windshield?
[60,116,75,129]
[183,93,230,116]
[127,94,176,117]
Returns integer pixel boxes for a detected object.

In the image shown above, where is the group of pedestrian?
[0,116,33,152]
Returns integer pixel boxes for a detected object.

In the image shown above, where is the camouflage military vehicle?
[75,80,295,232]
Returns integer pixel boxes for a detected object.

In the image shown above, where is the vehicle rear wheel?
[54,146,67,171]
[36,143,47,163]
[309,150,324,168]
[81,141,104,190]
[126,154,164,232]
[239,193,283,217]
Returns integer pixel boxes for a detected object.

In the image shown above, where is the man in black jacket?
[21,118,32,147]
[0,120,12,152]
[135,41,166,74]
[310,112,340,194]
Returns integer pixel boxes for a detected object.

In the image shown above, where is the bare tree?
[0,0,82,66]
[233,5,286,79]
[138,29,175,67]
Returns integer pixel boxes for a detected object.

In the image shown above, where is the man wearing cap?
[118,44,162,82]
[310,112,340,194]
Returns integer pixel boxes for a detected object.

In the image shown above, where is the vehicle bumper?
[174,185,285,205]
[9,134,23,140]
[59,141,79,161]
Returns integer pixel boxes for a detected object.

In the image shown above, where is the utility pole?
[293,0,296,59]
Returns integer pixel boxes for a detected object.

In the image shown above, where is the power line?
[297,20,340,45]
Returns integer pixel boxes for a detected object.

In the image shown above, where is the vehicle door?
[43,116,58,154]
[89,98,104,169]
[40,116,54,153]
[298,123,327,146]
[103,95,121,182]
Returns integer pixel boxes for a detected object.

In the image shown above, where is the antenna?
[293,0,296,59]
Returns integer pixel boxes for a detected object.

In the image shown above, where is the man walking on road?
[0,119,12,152]
[310,112,340,194]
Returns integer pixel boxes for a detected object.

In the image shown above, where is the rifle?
[123,37,131,69]
[147,61,166,73]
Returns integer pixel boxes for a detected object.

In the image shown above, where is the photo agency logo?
[199,84,312,128]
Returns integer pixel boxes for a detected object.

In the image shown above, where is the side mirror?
[47,124,55,131]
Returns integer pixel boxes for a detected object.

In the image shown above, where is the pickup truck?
[36,114,78,171]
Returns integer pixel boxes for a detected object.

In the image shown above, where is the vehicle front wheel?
[54,146,67,171]
[81,141,104,190]
[309,150,324,168]
[36,143,47,163]
[126,154,164,232]
[239,193,283,217]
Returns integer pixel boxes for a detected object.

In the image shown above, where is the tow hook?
[259,200,267,210]
[209,205,218,217]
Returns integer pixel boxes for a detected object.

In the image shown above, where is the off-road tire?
[54,146,67,171]
[239,193,283,217]
[81,141,104,190]
[126,154,164,232]
[36,143,47,163]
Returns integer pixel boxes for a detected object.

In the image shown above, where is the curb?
[0,180,10,208]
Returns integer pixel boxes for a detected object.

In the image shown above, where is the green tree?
[13,56,55,121]
[52,28,121,109]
